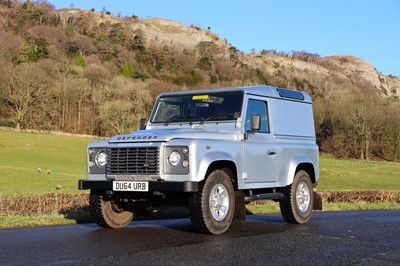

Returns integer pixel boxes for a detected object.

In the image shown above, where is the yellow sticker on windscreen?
[192,95,209,100]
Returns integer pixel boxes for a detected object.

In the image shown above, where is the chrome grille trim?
[106,147,159,175]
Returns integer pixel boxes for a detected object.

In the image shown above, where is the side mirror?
[140,118,147,130]
[251,114,261,131]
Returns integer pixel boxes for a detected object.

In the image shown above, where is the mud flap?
[313,192,323,210]
[234,190,246,220]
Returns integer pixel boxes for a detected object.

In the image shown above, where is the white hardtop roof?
[158,85,312,103]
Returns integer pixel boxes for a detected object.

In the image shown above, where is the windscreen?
[151,91,244,124]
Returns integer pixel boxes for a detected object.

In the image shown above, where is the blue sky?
[48,0,399,76]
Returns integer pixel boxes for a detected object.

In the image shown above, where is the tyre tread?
[89,192,133,229]
[189,169,234,234]
[89,193,111,228]
[279,170,313,224]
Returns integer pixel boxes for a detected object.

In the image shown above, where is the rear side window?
[277,88,304,100]
[244,99,270,132]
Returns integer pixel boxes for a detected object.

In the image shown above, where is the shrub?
[173,72,204,86]
[15,36,49,63]
[197,57,212,71]
[0,119,16,128]
[74,54,86,67]
[121,62,134,77]
[64,24,74,36]
[132,71,151,81]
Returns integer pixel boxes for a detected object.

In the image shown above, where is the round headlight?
[95,151,107,167]
[168,151,181,166]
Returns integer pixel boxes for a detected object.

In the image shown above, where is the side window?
[244,99,269,132]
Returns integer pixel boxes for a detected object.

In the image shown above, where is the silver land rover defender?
[79,85,322,234]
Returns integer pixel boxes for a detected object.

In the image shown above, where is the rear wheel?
[189,169,235,234]
[90,192,133,229]
[280,170,313,224]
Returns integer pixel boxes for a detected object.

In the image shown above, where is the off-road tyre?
[189,169,235,234]
[280,170,313,224]
[89,192,133,229]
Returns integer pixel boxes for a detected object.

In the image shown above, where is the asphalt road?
[1,210,399,265]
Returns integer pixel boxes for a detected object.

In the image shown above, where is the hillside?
[56,8,400,97]
[0,1,400,161]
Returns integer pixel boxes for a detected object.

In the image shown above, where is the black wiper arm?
[164,116,194,126]
[200,112,231,125]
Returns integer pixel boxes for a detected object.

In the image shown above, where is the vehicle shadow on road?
[62,206,297,236]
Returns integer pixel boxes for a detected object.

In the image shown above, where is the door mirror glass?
[251,114,261,131]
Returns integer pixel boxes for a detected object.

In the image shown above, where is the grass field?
[318,156,400,190]
[0,130,94,195]
[1,130,400,195]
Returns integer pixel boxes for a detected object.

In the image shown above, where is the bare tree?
[347,98,382,160]
[383,100,400,161]
[0,63,48,130]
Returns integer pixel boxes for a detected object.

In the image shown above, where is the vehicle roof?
[158,85,312,103]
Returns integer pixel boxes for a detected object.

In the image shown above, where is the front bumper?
[78,180,198,193]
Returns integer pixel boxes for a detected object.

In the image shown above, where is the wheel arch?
[287,156,317,185]
[206,160,238,189]
[295,163,316,184]
[195,151,238,187]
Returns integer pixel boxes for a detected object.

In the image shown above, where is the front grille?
[107,147,159,175]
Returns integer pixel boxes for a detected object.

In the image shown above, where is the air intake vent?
[107,147,159,175]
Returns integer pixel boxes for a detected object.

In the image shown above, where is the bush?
[210,74,218,84]
[74,54,86,66]
[0,119,16,128]
[132,71,151,81]
[121,62,134,77]
[64,24,74,36]
[0,193,89,216]
[173,72,204,86]
[197,57,212,71]
[319,190,400,203]
[15,36,49,63]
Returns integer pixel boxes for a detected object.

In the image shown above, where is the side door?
[243,96,277,183]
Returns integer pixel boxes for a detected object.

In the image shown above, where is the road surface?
[0,210,399,265]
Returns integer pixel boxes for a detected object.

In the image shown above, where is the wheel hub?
[209,183,229,221]
[296,181,310,213]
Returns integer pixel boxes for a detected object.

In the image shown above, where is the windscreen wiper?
[164,116,194,126]
[200,112,232,125]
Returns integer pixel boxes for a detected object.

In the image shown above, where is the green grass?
[0,130,95,195]
[318,154,400,190]
[0,212,92,229]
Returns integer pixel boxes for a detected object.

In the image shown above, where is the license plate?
[113,181,149,192]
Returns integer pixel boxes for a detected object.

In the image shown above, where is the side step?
[245,192,284,203]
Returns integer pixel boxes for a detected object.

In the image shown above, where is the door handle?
[267,150,276,155]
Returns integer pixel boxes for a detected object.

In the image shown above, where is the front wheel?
[89,192,133,229]
[280,170,314,224]
[189,169,235,234]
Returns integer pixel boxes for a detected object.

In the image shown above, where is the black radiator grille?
[107,147,159,175]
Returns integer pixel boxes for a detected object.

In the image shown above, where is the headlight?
[168,150,182,166]
[165,146,189,174]
[95,151,107,167]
